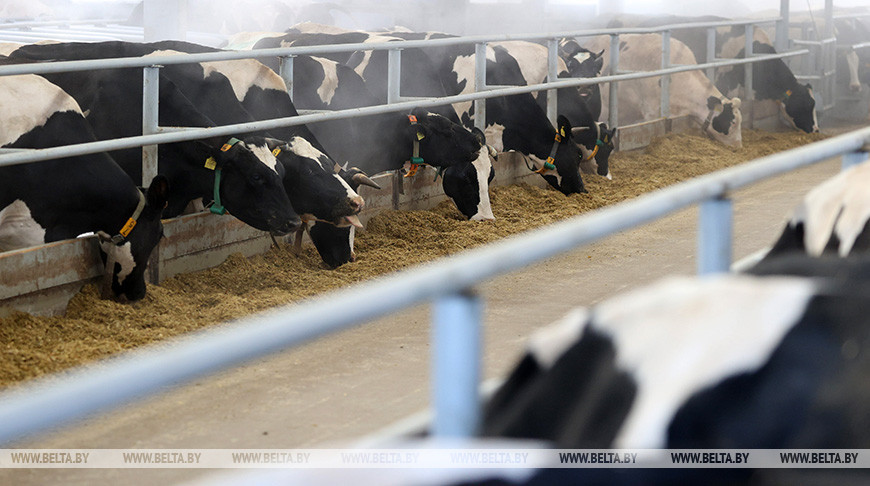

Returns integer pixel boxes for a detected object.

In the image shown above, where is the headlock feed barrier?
[0,4,863,443]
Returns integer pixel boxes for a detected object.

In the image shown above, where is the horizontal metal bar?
[0,124,867,444]
[0,49,809,169]
[296,109,331,115]
[0,17,784,78]
[0,19,125,29]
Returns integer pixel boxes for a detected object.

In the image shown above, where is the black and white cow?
[288,54,495,221]
[715,29,819,134]
[7,45,301,235]
[582,34,744,149]
[558,39,605,120]
[764,160,870,261]
[476,255,870,484]
[834,17,870,93]
[0,73,169,301]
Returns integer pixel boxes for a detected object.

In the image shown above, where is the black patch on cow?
[711,103,734,135]
[483,327,635,447]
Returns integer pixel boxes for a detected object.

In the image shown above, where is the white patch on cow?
[311,56,340,105]
[333,173,363,208]
[484,123,506,152]
[0,200,46,251]
[98,240,136,285]
[573,51,592,67]
[348,225,356,260]
[287,136,328,162]
[0,74,82,147]
[526,307,590,369]
[492,41,552,87]
[470,146,495,221]
[791,161,870,256]
[451,49,496,120]
[527,154,562,187]
[222,31,284,51]
[146,50,287,102]
[291,21,352,34]
[846,50,862,91]
[246,142,280,175]
[590,274,817,449]
[353,35,401,79]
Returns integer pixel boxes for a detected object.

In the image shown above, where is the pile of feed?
[0,128,827,387]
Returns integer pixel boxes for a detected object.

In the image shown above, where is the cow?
[834,17,870,93]
[488,40,616,180]
[557,39,605,120]
[764,160,870,261]
[582,34,743,149]
[471,255,870,484]
[7,45,302,235]
[708,28,820,134]
[287,54,495,221]
[0,73,169,301]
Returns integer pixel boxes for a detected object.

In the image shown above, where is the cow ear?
[146,175,170,209]
[471,126,486,146]
[707,96,723,110]
[557,115,572,141]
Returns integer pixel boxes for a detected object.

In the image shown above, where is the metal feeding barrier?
[0,10,856,443]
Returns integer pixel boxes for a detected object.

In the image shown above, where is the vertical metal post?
[776,0,790,53]
[387,48,402,104]
[608,34,619,130]
[744,24,754,102]
[474,42,487,133]
[698,196,733,275]
[546,38,559,127]
[842,150,869,170]
[432,289,482,438]
[706,27,716,81]
[661,30,671,119]
[142,66,160,188]
[278,55,295,101]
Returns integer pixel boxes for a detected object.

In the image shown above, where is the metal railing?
[0,125,868,445]
[0,16,806,185]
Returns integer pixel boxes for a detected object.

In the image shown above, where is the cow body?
[582,34,743,149]
[765,161,870,261]
[0,73,169,301]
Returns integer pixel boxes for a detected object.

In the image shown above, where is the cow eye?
[251,173,263,183]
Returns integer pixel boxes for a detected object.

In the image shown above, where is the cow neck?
[109,189,147,246]
[528,130,565,174]
[203,137,241,215]
[404,114,443,180]
[701,100,725,133]
[780,89,793,103]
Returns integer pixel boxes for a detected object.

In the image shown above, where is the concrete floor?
[0,157,844,486]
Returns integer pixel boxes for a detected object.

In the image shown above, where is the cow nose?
[349,195,365,212]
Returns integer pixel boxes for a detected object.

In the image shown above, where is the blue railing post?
[142,65,160,187]
[547,38,559,127]
[474,42,487,133]
[608,34,620,130]
[432,289,482,437]
[698,196,733,275]
[661,30,671,119]
[388,48,402,104]
[278,55,295,101]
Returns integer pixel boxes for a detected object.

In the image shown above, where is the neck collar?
[110,190,147,245]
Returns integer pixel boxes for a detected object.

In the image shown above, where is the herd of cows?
[1,14,870,480]
[0,18,842,304]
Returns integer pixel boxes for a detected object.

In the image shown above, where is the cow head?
[202,136,300,235]
[780,84,819,134]
[275,136,365,228]
[97,176,169,302]
[307,165,380,268]
[704,97,743,149]
[559,40,604,78]
[408,112,496,221]
[530,116,587,195]
[573,122,616,180]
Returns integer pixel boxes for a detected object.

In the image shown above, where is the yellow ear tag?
[119,218,137,238]
[272,148,281,157]
[560,127,566,138]
[785,90,792,97]
[417,132,425,141]
[204,156,217,170]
